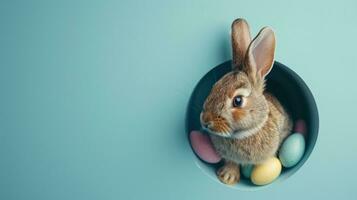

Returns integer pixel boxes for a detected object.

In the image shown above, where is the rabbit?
[200,18,292,185]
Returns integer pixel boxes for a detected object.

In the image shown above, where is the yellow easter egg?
[251,157,282,185]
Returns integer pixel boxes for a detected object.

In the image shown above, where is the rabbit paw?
[217,162,240,185]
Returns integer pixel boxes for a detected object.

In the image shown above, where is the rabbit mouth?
[200,112,232,137]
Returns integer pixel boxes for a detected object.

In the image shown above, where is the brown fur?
[232,109,245,121]
[210,93,292,164]
[200,19,292,185]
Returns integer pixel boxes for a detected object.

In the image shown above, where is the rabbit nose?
[201,112,213,123]
[201,112,214,128]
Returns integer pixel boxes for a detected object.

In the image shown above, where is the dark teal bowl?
[186,61,319,190]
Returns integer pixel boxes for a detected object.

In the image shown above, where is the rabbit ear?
[245,27,276,78]
[231,19,251,70]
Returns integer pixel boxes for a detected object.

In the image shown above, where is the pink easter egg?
[294,119,307,137]
[190,130,221,163]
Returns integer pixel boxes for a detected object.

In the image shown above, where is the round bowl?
[186,61,319,190]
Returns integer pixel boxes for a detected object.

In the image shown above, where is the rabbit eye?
[233,96,244,107]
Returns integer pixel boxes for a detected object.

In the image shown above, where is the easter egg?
[251,157,282,185]
[294,119,307,137]
[189,130,221,163]
[279,133,305,168]
[241,164,254,179]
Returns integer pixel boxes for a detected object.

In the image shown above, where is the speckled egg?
[279,133,305,168]
[251,157,282,185]
[189,130,221,163]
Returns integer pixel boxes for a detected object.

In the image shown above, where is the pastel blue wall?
[1,0,356,199]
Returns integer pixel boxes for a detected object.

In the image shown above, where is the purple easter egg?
[190,130,221,163]
[294,119,307,137]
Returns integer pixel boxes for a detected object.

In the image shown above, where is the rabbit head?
[200,18,276,139]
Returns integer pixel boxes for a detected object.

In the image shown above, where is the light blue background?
[1,0,356,199]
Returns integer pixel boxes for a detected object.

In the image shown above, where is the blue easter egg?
[241,164,254,178]
[279,133,305,168]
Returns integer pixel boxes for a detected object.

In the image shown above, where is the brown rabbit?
[200,19,292,185]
